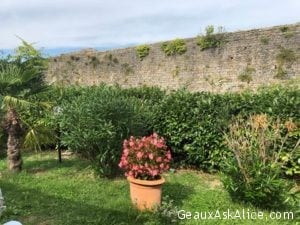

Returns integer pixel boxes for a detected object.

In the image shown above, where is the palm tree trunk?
[4,107,23,172]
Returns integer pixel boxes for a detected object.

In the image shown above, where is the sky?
[1,0,299,56]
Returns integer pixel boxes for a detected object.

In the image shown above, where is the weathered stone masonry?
[46,23,300,92]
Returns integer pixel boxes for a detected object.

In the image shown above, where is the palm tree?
[0,40,48,172]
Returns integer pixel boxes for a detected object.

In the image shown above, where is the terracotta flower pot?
[127,176,165,211]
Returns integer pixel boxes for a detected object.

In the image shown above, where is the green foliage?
[279,26,294,38]
[274,48,297,79]
[260,36,269,45]
[3,153,295,225]
[104,53,119,65]
[197,25,226,50]
[171,66,180,78]
[27,84,299,175]
[136,45,150,61]
[153,86,300,171]
[58,85,153,177]
[153,195,179,224]
[276,48,297,64]
[222,115,298,209]
[122,86,166,104]
[0,40,51,152]
[121,63,134,75]
[238,66,255,83]
[161,39,187,56]
[70,55,80,61]
[153,90,231,170]
[88,56,100,68]
[279,26,289,33]
[274,65,288,79]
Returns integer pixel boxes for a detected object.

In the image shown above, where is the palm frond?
[23,123,56,152]
[2,96,33,110]
[0,64,23,86]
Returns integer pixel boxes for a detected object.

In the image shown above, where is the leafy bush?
[197,25,225,50]
[59,85,153,177]
[38,84,299,176]
[279,26,294,38]
[153,90,231,170]
[260,36,269,45]
[153,86,300,171]
[276,48,297,64]
[122,86,166,105]
[161,39,187,56]
[222,115,298,209]
[136,45,150,61]
[238,66,255,83]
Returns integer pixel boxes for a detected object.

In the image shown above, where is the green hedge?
[153,86,300,171]
[25,84,299,176]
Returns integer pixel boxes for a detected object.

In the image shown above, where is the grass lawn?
[0,152,298,225]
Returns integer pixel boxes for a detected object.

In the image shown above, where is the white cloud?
[0,0,299,49]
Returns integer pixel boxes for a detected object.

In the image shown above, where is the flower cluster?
[119,133,171,180]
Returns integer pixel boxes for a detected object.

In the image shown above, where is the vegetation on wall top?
[279,26,294,38]
[136,44,150,61]
[197,25,226,50]
[161,39,187,56]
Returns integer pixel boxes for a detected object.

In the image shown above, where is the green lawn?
[0,152,298,225]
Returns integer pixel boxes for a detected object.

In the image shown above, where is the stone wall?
[46,23,300,92]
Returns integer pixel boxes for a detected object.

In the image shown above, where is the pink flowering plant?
[119,133,172,180]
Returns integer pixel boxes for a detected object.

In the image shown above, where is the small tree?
[197,25,226,50]
[0,40,48,172]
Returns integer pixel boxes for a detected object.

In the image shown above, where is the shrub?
[153,90,231,170]
[59,85,152,177]
[122,86,166,105]
[279,26,294,38]
[222,114,298,209]
[88,56,100,68]
[121,63,134,75]
[43,84,299,176]
[136,45,150,61]
[197,25,225,50]
[276,48,297,64]
[280,26,289,33]
[119,133,171,180]
[238,66,255,83]
[274,65,288,79]
[153,86,300,171]
[161,39,187,56]
[260,36,269,45]
[274,48,296,79]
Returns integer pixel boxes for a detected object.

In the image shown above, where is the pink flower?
[166,151,171,160]
[132,165,139,170]
[119,133,171,180]
[149,153,154,160]
[156,157,162,163]
[136,151,143,159]
[150,169,158,176]
[123,148,129,156]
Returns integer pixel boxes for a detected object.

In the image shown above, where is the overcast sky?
[1,0,299,54]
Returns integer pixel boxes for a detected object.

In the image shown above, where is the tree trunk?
[4,108,23,172]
